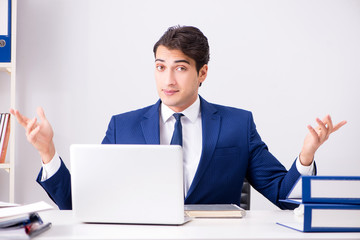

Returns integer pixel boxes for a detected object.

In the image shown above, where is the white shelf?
[0,163,11,169]
[0,63,12,68]
[0,63,12,73]
[0,0,17,203]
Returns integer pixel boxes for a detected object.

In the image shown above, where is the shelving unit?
[0,0,17,203]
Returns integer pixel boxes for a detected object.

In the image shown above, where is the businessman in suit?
[11,26,346,210]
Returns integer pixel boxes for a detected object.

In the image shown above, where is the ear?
[198,64,208,86]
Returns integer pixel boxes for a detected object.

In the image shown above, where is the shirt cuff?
[41,151,61,181]
[296,155,315,176]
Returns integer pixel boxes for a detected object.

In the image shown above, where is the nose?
[164,69,176,86]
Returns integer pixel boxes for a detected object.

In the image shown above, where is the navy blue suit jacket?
[37,96,305,210]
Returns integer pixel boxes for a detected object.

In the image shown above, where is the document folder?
[277,202,360,232]
[0,0,11,62]
[287,176,360,205]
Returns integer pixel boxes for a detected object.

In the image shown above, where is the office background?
[0,0,359,210]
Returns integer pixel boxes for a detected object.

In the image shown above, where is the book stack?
[0,201,53,239]
[185,204,246,218]
[277,176,360,232]
[0,113,11,163]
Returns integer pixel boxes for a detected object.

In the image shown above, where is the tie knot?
[173,113,184,121]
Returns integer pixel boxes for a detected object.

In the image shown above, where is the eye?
[176,66,186,72]
[156,65,165,71]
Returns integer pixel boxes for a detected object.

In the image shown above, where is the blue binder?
[0,0,11,62]
[277,202,360,232]
[285,176,360,205]
[302,176,360,204]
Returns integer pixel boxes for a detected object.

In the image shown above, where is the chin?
[161,95,175,103]
[160,98,181,109]
[162,100,177,108]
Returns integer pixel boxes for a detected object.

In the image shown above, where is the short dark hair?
[153,25,210,73]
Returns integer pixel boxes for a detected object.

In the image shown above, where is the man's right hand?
[10,107,55,164]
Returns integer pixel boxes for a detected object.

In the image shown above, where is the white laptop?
[70,144,191,225]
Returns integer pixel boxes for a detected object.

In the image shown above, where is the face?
[155,45,208,112]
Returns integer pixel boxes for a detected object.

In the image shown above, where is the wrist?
[299,151,314,166]
[40,141,56,164]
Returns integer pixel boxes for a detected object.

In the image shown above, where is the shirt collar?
[161,96,201,123]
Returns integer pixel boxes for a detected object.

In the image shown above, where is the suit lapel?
[186,96,220,199]
[141,100,161,144]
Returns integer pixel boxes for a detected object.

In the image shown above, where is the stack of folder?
[277,176,360,232]
[0,212,51,239]
[0,201,53,239]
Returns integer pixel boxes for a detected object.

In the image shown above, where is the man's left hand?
[300,115,347,166]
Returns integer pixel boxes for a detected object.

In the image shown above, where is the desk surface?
[36,210,360,240]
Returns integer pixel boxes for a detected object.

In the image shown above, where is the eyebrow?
[155,59,191,65]
[175,60,190,64]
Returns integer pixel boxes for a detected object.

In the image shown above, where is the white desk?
[36,210,360,240]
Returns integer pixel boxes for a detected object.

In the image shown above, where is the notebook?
[70,144,191,225]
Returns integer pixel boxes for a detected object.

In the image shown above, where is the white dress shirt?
[160,96,202,197]
[42,96,314,195]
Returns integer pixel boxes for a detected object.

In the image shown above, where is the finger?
[332,120,347,132]
[10,109,29,127]
[316,118,328,132]
[26,117,37,137]
[323,115,333,139]
[27,125,40,144]
[315,118,329,141]
[324,115,333,131]
[307,125,320,142]
[37,107,47,122]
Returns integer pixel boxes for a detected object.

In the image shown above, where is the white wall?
[0,0,359,210]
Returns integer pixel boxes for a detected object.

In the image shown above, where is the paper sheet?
[0,201,53,218]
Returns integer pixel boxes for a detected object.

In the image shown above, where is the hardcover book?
[184,204,246,218]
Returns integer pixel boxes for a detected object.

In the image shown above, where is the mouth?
[163,89,179,96]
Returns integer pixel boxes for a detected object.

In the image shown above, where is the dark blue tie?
[170,113,184,146]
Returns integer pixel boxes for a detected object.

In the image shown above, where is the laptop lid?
[70,144,188,225]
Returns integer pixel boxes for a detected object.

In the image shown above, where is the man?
[11,26,346,210]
